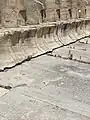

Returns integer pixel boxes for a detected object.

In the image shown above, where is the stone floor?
[0,41,90,120]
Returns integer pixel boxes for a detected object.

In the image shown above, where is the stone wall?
[0,0,90,27]
[0,0,26,27]
[0,19,90,70]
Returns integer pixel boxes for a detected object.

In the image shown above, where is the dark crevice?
[47,36,90,65]
[0,84,27,90]
[85,8,86,15]
[49,54,90,64]
[56,9,60,19]
[48,52,90,65]
[0,85,12,90]
[68,9,72,18]
[52,35,90,51]
[40,9,46,22]
[19,10,27,25]
[0,35,90,72]
[13,83,27,89]
[0,51,52,73]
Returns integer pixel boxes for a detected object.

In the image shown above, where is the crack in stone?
[0,84,27,91]
[48,52,90,65]
[13,84,27,89]
[0,85,12,90]
[0,51,51,73]
[0,35,90,73]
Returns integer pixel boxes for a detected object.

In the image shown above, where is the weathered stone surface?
[0,0,90,27]
[0,19,90,70]
[0,1,90,120]
[0,52,90,119]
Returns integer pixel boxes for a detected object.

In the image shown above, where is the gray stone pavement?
[0,41,90,119]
